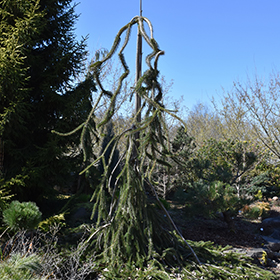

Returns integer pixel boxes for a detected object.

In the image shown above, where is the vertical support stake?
[135,0,142,147]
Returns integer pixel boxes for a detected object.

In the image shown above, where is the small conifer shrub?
[3,201,42,232]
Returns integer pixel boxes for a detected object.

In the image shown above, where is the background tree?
[185,102,223,147]
[0,0,43,175]
[153,126,196,197]
[185,100,257,148]
[191,139,258,186]
[213,73,280,160]
[0,0,96,202]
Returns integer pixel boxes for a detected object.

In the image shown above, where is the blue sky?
[74,0,280,110]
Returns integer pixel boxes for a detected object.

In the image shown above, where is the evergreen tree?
[171,126,196,188]
[54,11,278,279]
[0,0,96,202]
[151,126,196,198]
[55,14,197,267]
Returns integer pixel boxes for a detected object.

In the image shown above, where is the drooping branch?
[53,14,195,267]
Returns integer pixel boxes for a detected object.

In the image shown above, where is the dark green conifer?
[0,0,96,201]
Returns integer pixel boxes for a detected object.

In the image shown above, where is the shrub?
[3,201,42,232]
[243,201,270,219]
[38,213,66,232]
[185,180,250,230]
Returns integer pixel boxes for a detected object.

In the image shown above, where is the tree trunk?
[222,210,236,232]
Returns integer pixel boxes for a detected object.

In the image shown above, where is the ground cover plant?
[0,198,279,279]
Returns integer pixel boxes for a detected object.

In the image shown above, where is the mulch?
[180,216,265,248]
